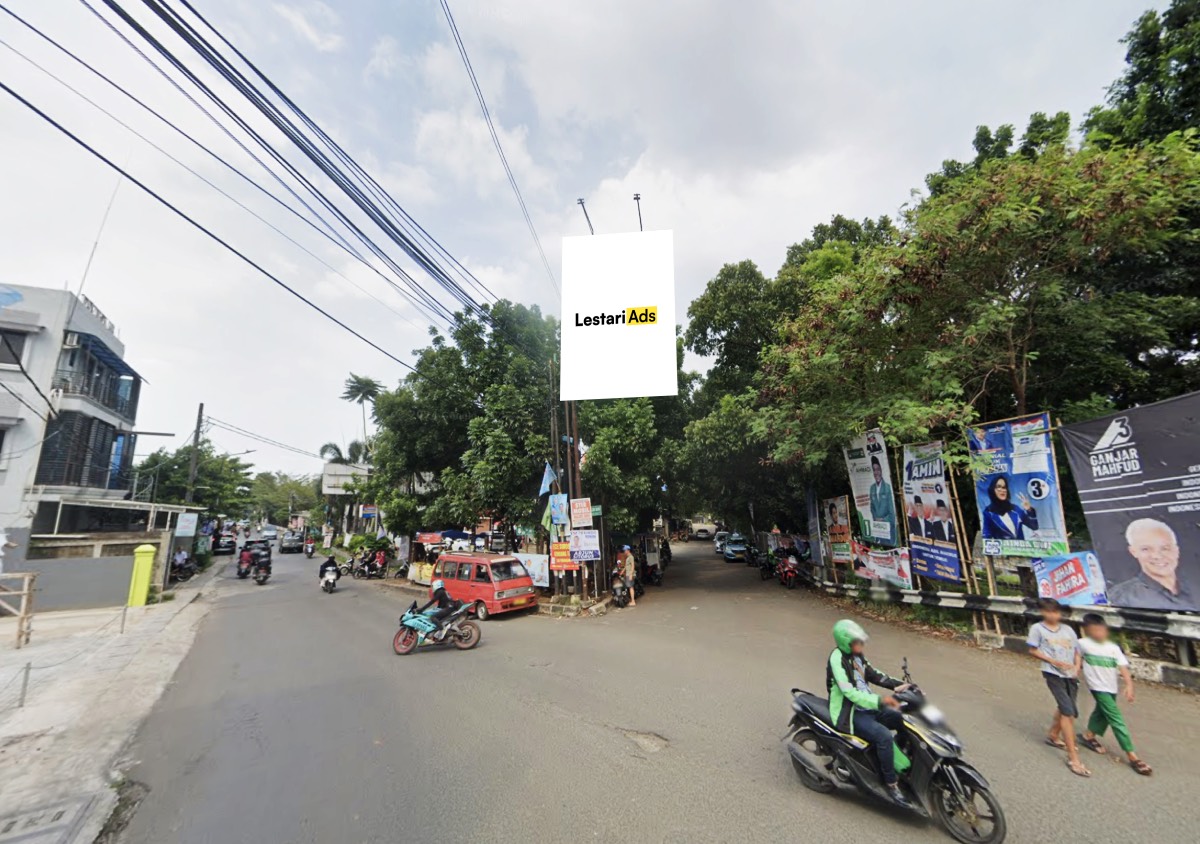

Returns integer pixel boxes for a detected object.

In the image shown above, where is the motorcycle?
[392,600,481,654]
[236,557,253,579]
[352,557,386,579]
[304,541,315,559]
[321,569,338,593]
[779,556,800,589]
[253,563,271,585]
[391,561,411,580]
[784,659,1006,844]
[611,569,632,608]
[659,539,672,566]
[760,552,778,581]
[645,562,664,586]
[169,558,196,583]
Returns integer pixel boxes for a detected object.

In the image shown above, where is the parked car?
[279,531,304,553]
[713,531,729,555]
[723,533,749,563]
[261,525,279,541]
[213,533,237,555]
[430,553,538,620]
[692,527,712,540]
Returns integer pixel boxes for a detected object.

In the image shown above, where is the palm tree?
[342,374,384,447]
[319,440,368,465]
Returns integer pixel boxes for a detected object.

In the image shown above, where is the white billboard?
[560,230,677,400]
[322,462,369,495]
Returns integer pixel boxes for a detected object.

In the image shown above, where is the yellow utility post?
[128,544,157,607]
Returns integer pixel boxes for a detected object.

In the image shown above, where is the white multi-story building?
[1,283,143,569]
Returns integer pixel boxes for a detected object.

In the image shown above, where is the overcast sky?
[0,0,1159,475]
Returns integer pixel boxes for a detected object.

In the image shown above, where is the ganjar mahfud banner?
[967,412,1069,558]
[560,230,677,400]
[843,429,898,546]
[1060,392,1200,612]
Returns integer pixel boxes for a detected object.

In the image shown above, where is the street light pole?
[184,402,203,504]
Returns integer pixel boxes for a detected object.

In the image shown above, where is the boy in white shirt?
[1077,613,1152,776]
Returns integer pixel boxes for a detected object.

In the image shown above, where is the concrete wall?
[18,556,134,611]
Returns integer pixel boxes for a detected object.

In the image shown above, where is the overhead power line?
[206,416,321,459]
[0,380,48,422]
[438,0,559,296]
[0,334,57,418]
[0,79,418,371]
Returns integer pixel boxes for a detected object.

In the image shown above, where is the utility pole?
[633,193,643,232]
[184,402,203,504]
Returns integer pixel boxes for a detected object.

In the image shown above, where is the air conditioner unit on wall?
[64,332,80,348]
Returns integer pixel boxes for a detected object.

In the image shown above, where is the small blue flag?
[539,461,557,496]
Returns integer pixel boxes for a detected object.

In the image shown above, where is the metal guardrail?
[819,579,1200,642]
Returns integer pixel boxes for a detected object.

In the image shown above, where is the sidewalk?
[0,567,221,842]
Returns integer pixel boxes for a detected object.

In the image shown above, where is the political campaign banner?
[851,540,913,589]
[570,497,593,528]
[806,487,824,567]
[569,529,601,562]
[515,553,550,587]
[549,541,576,571]
[549,494,569,525]
[823,496,853,563]
[1061,392,1200,612]
[901,442,962,583]
[967,413,1069,558]
[844,429,898,547]
[1031,552,1108,607]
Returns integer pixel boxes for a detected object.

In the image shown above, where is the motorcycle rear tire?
[933,778,1007,844]
[789,729,836,794]
[761,566,772,581]
[786,576,797,590]
[393,628,418,655]
[453,621,481,650]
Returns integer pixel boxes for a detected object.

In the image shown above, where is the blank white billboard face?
[560,230,677,400]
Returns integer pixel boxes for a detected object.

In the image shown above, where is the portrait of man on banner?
[823,496,853,563]
[902,442,962,583]
[844,429,898,547]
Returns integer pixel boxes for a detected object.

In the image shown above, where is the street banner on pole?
[569,529,601,562]
[851,540,913,589]
[1060,392,1200,612]
[515,553,550,587]
[549,494,569,525]
[549,541,576,571]
[901,442,962,583]
[175,513,198,538]
[844,429,898,546]
[806,487,824,567]
[967,412,1069,558]
[570,497,593,528]
[823,496,853,563]
[1031,552,1108,607]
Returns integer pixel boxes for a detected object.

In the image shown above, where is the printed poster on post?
[549,494,569,525]
[515,553,550,588]
[549,541,576,571]
[967,412,1069,558]
[823,496,853,563]
[570,497,593,528]
[844,429,898,547]
[901,442,962,583]
[850,540,914,589]
[1031,552,1108,607]
[569,529,601,562]
[806,487,824,568]
[1061,392,1199,612]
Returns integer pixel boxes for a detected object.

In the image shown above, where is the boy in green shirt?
[1077,613,1153,776]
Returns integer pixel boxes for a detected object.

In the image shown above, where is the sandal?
[1131,759,1153,776]
[1044,737,1066,750]
[1066,759,1092,778]
[1078,734,1107,755]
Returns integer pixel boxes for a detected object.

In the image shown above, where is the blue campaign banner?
[968,412,1069,558]
[1031,552,1109,607]
[902,441,962,583]
[549,494,569,525]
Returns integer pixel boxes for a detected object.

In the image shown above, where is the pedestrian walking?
[1027,598,1089,777]
[1077,613,1153,775]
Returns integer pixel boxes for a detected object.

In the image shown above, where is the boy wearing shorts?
[1077,613,1153,776]
[1027,598,1089,777]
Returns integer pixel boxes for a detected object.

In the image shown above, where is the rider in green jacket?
[826,619,913,807]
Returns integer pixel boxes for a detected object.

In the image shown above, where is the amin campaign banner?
[968,413,1069,558]
[1031,552,1108,607]
[901,442,962,583]
[823,496,853,563]
[1060,392,1200,612]
[844,429,898,547]
[851,540,914,589]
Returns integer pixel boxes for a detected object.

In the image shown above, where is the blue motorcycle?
[392,600,481,655]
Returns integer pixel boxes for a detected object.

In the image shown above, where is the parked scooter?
[392,600,481,654]
[784,659,1006,843]
[760,552,778,581]
[169,557,196,583]
[779,556,800,589]
[611,567,632,608]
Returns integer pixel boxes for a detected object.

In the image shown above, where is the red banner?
[550,541,577,571]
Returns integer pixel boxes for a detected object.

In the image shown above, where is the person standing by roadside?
[1027,598,1088,777]
[620,545,637,607]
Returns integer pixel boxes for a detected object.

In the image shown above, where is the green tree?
[250,471,320,525]
[136,441,254,515]
[319,440,368,465]
[341,373,384,447]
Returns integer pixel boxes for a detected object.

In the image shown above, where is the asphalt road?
[118,541,1200,844]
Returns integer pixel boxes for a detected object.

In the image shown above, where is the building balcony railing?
[52,369,136,420]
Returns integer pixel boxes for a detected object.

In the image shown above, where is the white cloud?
[365,36,405,80]
[414,106,551,199]
[272,2,344,53]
